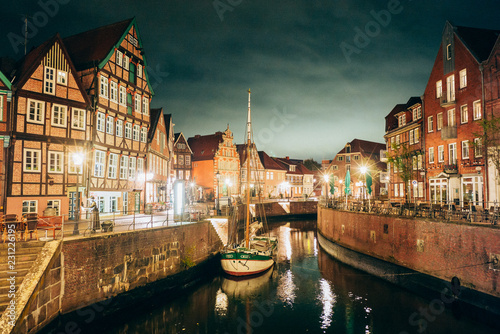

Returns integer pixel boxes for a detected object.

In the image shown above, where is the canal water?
[84,220,495,334]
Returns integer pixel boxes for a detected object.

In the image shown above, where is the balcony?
[440,95,456,107]
[444,163,458,174]
[441,125,457,140]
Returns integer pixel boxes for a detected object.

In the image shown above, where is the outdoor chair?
[24,214,39,241]
[0,214,20,241]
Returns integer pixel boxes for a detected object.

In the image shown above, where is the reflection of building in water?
[277,269,296,306]
[317,278,336,330]
[215,288,228,316]
[221,267,274,299]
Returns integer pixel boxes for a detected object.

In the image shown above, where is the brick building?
[237,143,265,197]
[423,22,499,206]
[0,69,11,213]
[384,97,425,202]
[173,132,193,183]
[64,18,153,215]
[258,151,287,198]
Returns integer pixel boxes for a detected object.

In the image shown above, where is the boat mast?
[245,89,252,249]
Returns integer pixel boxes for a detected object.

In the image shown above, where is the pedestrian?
[89,196,100,231]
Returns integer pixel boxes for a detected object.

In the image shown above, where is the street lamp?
[225,178,232,206]
[359,166,370,210]
[323,174,330,206]
[72,152,84,235]
[216,171,220,215]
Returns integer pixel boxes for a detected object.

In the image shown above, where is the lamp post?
[72,152,84,235]
[225,178,232,207]
[360,166,369,210]
[216,171,220,215]
[323,174,330,206]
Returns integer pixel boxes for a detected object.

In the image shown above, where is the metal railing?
[323,199,500,226]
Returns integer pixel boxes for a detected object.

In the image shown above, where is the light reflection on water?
[77,220,497,334]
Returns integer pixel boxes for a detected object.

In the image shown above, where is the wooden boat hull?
[221,251,274,276]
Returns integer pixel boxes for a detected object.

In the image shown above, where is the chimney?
[285,156,289,160]
[195,135,200,139]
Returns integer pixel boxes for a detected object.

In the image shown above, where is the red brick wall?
[318,207,500,298]
[61,222,222,313]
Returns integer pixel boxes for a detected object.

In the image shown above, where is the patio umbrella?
[344,170,351,206]
[366,171,373,195]
[330,177,335,195]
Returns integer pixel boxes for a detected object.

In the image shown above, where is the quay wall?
[317,207,500,299]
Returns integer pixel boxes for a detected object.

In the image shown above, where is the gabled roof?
[297,163,314,175]
[63,18,154,95]
[164,113,173,140]
[188,132,224,161]
[273,157,303,175]
[454,24,500,63]
[11,33,90,105]
[148,108,163,143]
[258,151,286,171]
[236,143,261,167]
[174,132,193,154]
[336,139,385,156]
[406,96,422,109]
[385,104,406,132]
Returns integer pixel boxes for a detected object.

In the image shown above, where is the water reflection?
[215,288,228,317]
[277,269,296,307]
[317,278,336,330]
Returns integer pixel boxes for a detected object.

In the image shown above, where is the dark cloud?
[1,0,499,161]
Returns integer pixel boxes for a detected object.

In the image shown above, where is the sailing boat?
[220,89,278,276]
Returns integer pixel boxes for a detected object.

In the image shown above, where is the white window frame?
[448,143,457,164]
[473,100,481,120]
[71,108,86,130]
[436,80,442,98]
[474,138,482,157]
[140,127,147,143]
[51,104,67,127]
[437,113,443,130]
[447,109,455,127]
[137,64,143,78]
[100,76,109,99]
[414,127,419,143]
[106,116,114,135]
[22,200,37,214]
[47,200,61,215]
[135,94,141,113]
[133,125,140,141]
[459,69,467,89]
[137,158,144,174]
[462,140,469,159]
[27,99,45,124]
[48,151,64,173]
[97,112,105,132]
[125,123,132,139]
[94,150,106,177]
[438,145,444,163]
[116,50,123,66]
[129,156,136,179]
[116,119,123,137]
[428,116,433,132]
[119,86,126,106]
[398,114,406,127]
[57,70,67,86]
[120,155,129,179]
[185,155,191,166]
[110,81,118,103]
[108,153,118,179]
[460,105,468,124]
[44,66,55,95]
[409,130,414,145]
[23,149,41,172]
[142,96,149,115]
[446,74,455,102]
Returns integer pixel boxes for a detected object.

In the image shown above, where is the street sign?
[412,180,417,187]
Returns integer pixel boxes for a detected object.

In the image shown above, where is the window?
[106,116,114,135]
[137,64,142,78]
[446,44,452,60]
[100,76,108,99]
[123,55,129,70]
[137,158,144,174]
[447,109,455,127]
[133,125,140,141]
[448,143,457,164]
[140,127,147,143]
[437,113,443,130]
[72,108,85,130]
[27,99,45,124]
[116,119,123,137]
[417,155,422,170]
[69,153,83,174]
[135,94,141,113]
[353,155,359,161]
[48,151,63,173]
[394,184,398,197]
[412,106,422,121]
[116,50,123,66]
[120,155,129,179]
[459,69,467,89]
[462,141,469,159]
[414,128,419,143]
[47,200,60,215]
[428,116,433,132]
[400,184,404,198]
[436,80,442,98]
[398,114,406,127]
[22,201,37,214]
[438,145,444,163]
[446,75,455,102]
[110,81,118,103]
[51,104,67,127]
[125,123,132,139]
[129,156,136,179]
[108,153,118,179]
[429,147,435,164]
[185,156,191,166]
[57,70,67,85]
[97,112,105,132]
[23,149,41,172]
[142,97,149,115]
[337,156,343,161]
[413,156,417,170]
[119,86,126,106]
[474,138,482,157]
[473,100,481,120]
[44,67,55,95]
[395,135,400,145]
[409,130,414,145]
[178,155,184,165]
[460,105,468,124]
[94,150,106,177]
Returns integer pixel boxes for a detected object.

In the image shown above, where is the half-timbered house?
[147,108,170,205]
[0,69,12,213]
[64,18,154,215]
[6,34,91,218]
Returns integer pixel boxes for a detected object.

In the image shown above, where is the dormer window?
[398,114,406,127]
[290,165,296,172]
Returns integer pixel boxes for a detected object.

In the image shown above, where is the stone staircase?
[210,219,228,245]
[0,241,45,314]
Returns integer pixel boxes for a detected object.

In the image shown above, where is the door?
[135,192,140,213]
[69,191,80,220]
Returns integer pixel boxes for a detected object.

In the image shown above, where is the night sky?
[2,0,500,162]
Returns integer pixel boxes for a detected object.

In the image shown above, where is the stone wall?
[60,222,222,314]
[318,207,500,298]
[236,201,317,219]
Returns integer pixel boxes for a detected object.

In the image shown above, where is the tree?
[475,117,497,180]
[303,158,321,171]
[387,142,422,203]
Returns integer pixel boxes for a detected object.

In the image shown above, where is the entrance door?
[134,192,140,213]
[69,191,80,220]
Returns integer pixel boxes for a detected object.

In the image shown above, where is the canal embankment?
[317,206,500,328]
